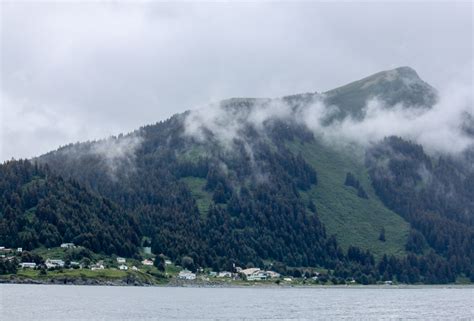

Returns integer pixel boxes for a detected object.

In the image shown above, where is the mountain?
[1,67,472,283]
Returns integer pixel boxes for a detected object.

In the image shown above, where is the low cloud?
[183,82,473,156]
[90,134,143,178]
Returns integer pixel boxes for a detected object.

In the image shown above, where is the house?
[217,271,232,278]
[384,280,393,285]
[70,261,80,267]
[209,271,217,277]
[45,259,65,269]
[91,263,105,270]
[142,259,154,266]
[178,269,196,280]
[60,243,76,249]
[20,262,36,268]
[117,257,126,264]
[119,264,128,270]
[240,268,267,281]
[266,271,281,279]
[17,248,23,253]
[164,260,172,265]
[283,277,293,282]
[143,247,152,255]
[0,247,12,254]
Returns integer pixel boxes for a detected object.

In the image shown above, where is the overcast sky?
[1,1,472,161]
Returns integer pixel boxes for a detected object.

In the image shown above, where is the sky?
[0,1,472,161]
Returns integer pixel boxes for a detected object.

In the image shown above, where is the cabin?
[141,259,154,266]
[116,257,126,264]
[119,264,128,270]
[217,271,232,278]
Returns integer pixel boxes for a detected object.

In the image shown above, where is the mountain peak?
[323,66,438,121]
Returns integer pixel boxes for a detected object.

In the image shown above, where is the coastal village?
[0,243,340,286]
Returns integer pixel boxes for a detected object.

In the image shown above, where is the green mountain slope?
[288,140,410,258]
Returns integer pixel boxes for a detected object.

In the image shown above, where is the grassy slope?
[180,177,213,216]
[288,139,410,259]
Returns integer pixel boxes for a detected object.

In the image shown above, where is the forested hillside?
[0,160,140,256]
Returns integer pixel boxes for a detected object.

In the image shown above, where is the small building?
[20,262,36,268]
[119,264,128,270]
[164,260,172,265]
[240,268,268,281]
[143,247,152,255]
[117,257,126,264]
[217,271,232,278]
[266,271,281,279]
[17,248,23,253]
[283,277,293,282]
[91,263,105,271]
[70,261,80,267]
[45,259,65,269]
[132,266,139,271]
[60,243,76,249]
[0,247,12,254]
[209,271,217,277]
[178,269,196,280]
[142,259,154,266]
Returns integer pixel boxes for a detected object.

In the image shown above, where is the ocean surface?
[1,284,473,320]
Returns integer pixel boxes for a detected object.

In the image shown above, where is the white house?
[45,259,65,269]
[266,270,281,279]
[20,262,36,268]
[17,248,23,253]
[178,269,196,280]
[240,268,268,281]
[132,266,139,271]
[217,271,232,278]
[91,263,105,271]
[164,260,172,265]
[60,243,76,249]
[283,277,293,282]
[119,264,128,270]
[117,257,126,264]
[141,259,154,266]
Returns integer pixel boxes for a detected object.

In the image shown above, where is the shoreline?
[1,276,472,289]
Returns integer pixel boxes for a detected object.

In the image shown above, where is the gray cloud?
[1,2,472,161]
